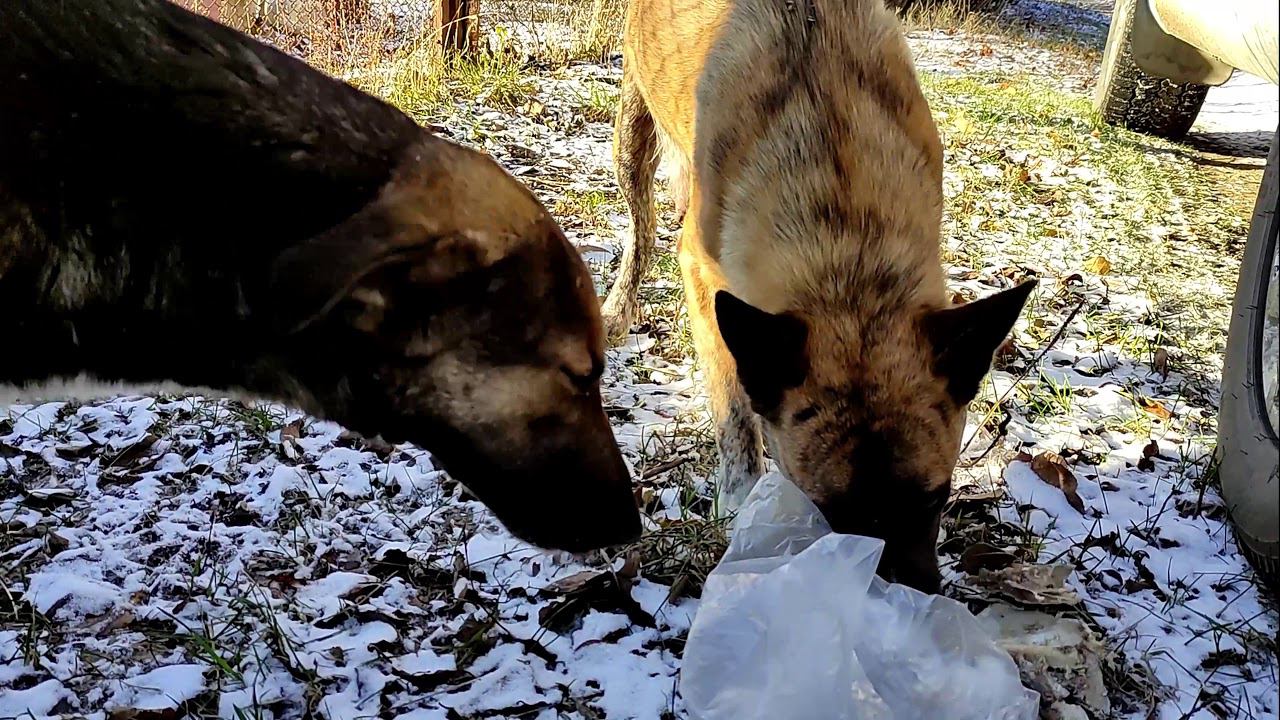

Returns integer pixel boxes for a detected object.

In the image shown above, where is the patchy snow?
[1,395,695,718]
[107,663,208,713]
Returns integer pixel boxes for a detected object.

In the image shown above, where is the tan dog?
[600,0,1035,591]
[0,0,641,553]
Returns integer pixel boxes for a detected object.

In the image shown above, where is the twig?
[641,455,690,480]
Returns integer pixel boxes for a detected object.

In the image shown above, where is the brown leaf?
[21,488,76,509]
[101,610,136,634]
[997,266,1032,282]
[1082,255,1112,275]
[1137,440,1162,471]
[106,434,159,471]
[1029,452,1086,513]
[617,551,642,581]
[280,420,303,440]
[538,570,654,633]
[960,542,1018,574]
[1153,348,1170,379]
[336,430,395,458]
[45,531,71,554]
[543,570,606,595]
[1139,397,1172,420]
[54,439,98,460]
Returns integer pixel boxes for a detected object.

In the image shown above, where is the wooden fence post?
[434,0,480,56]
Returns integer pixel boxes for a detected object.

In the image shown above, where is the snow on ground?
[2,1,1277,718]
[1,397,696,718]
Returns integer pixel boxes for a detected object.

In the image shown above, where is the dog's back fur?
[604,0,1034,591]
[694,0,945,315]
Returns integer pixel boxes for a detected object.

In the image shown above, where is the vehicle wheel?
[1218,129,1279,595]
[1095,0,1210,139]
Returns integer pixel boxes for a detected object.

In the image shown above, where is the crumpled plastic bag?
[680,472,1040,720]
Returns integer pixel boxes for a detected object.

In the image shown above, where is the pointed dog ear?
[715,290,808,411]
[270,135,565,335]
[269,190,440,335]
[922,280,1037,404]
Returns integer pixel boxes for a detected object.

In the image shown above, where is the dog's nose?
[878,546,943,595]
[544,448,643,552]
[507,482,641,553]
[554,502,643,553]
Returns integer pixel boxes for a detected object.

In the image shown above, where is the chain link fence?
[170,0,462,69]
[169,0,623,68]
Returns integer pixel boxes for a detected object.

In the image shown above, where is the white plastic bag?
[680,472,1039,720]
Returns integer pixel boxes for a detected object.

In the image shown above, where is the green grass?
[923,70,1258,377]
[345,41,536,124]
[553,187,618,229]
[1019,372,1076,419]
[577,81,619,123]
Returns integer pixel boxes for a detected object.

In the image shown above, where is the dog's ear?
[715,291,808,411]
[271,138,560,336]
[923,280,1037,404]
[270,193,436,335]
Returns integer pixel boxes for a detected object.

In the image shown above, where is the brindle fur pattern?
[607,0,1035,591]
[0,0,641,553]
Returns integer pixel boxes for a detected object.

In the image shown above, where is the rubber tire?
[1094,0,1210,140]
[1217,128,1279,596]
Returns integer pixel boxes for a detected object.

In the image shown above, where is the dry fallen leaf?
[1082,255,1112,275]
[1139,397,1173,420]
[280,420,303,440]
[960,542,1018,574]
[538,569,654,633]
[21,488,77,509]
[1153,347,1170,379]
[1029,452,1086,513]
[544,569,606,595]
[1138,439,1160,471]
[972,563,1081,606]
[106,434,159,471]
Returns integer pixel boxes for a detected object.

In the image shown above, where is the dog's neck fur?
[0,227,308,408]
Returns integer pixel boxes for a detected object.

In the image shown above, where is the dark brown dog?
[600,0,1035,591]
[0,0,641,553]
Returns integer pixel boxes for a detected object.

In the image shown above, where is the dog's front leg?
[676,199,764,517]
